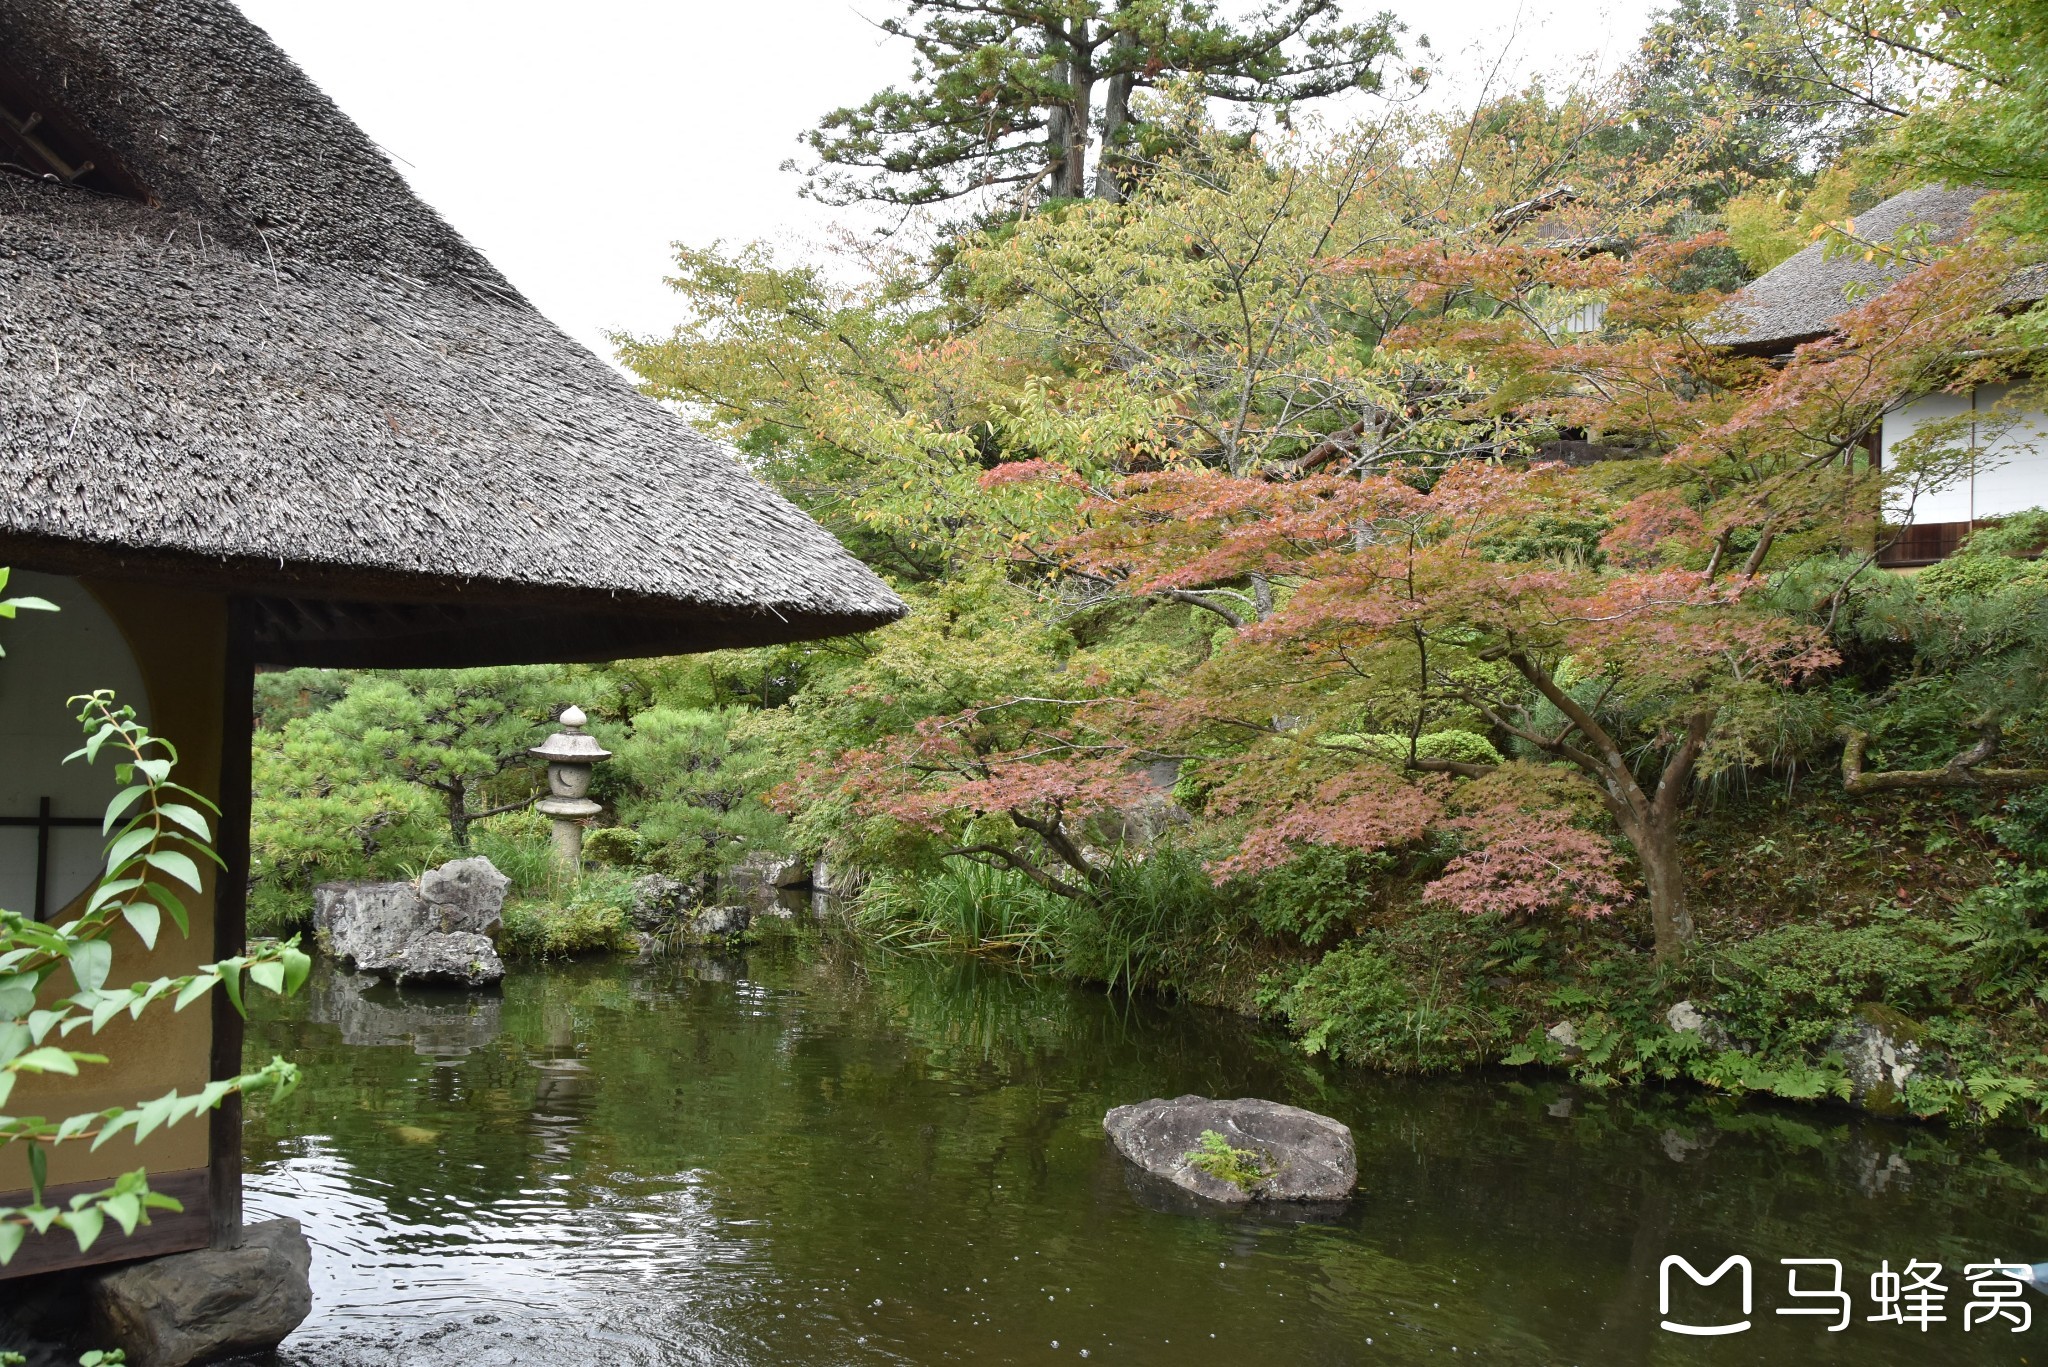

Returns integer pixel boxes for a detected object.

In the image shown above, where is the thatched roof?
[1707,185,1994,355]
[0,0,904,666]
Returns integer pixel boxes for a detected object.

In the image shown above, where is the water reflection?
[306,970,502,1062]
[242,946,2048,1366]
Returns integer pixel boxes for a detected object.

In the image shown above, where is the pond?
[241,940,2048,1366]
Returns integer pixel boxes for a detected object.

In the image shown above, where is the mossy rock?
[1853,1002,1928,1044]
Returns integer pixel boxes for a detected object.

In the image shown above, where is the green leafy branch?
[1,687,309,1266]
[0,566,57,657]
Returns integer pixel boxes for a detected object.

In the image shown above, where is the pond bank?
[236,945,2044,1365]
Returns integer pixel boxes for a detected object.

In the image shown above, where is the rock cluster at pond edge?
[313,855,509,987]
[87,1218,313,1367]
[1103,1095,1356,1205]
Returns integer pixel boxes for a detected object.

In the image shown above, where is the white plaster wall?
[1880,390,1976,524]
[0,572,151,919]
[1881,386,2048,525]
[1970,382,2048,520]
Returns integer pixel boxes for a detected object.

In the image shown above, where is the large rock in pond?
[313,857,507,987]
[310,880,421,973]
[87,1218,313,1367]
[689,904,751,941]
[417,856,510,936]
[1103,1095,1356,1205]
[718,851,811,907]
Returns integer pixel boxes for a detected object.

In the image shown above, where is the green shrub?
[855,862,1071,959]
[248,726,452,928]
[1948,786,2048,1001]
[582,826,642,867]
[499,872,637,961]
[1276,940,1424,1067]
[1710,920,1962,1051]
[1057,847,1233,994]
[1320,730,1505,767]
[471,809,559,896]
[1244,844,1385,944]
[1275,914,1506,1071]
[603,705,785,884]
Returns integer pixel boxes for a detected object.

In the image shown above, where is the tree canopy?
[797,0,1404,208]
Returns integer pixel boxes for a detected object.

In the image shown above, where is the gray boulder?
[690,904,751,940]
[1545,1019,1584,1061]
[1831,1011,1927,1116]
[417,856,510,936]
[1083,759,1191,853]
[719,852,809,907]
[312,857,510,987]
[630,873,696,932]
[1666,999,1734,1051]
[1103,1095,1356,1205]
[87,1218,313,1367]
[311,879,422,972]
[386,930,504,987]
[811,855,857,894]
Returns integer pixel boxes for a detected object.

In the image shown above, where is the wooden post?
[208,597,255,1249]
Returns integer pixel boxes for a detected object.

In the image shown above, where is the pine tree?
[797,0,1401,208]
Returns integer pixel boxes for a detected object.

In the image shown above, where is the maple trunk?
[1625,811,1691,961]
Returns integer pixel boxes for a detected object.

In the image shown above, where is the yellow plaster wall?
[2,581,226,1190]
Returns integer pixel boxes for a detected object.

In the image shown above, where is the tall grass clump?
[1057,845,1234,994]
[854,862,1071,960]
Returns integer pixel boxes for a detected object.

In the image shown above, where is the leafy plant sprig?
[1,688,310,1267]
[1183,1128,1267,1192]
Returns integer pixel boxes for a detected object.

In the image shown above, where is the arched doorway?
[0,570,152,920]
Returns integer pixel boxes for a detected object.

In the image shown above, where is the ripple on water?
[248,1141,763,1365]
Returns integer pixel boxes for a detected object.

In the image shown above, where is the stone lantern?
[530,704,610,871]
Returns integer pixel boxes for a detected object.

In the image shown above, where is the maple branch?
[1740,515,1780,579]
[1650,712,1714,824]
[1839,727,2048,793]
[1502,651,1624,779]
[944,843,1091,900]
[1006,805,1109,890]
[1151,587,1248,629]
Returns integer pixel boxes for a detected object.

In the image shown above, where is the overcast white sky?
[233,0,1662,361]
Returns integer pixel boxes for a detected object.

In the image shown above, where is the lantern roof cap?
[530,707,611,763]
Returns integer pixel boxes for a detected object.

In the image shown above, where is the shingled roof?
[0,0,904,666]
[1706,184,1994,355]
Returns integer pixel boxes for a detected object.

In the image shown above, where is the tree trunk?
[1046,61,1074,199]
[1094,70,1132,199]
[1064,68,1094,201]
[1494,653,1709,961]
[1627,811,1692,961]
[443,780,471,849]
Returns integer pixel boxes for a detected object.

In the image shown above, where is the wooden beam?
[208,599,256,1249]
[0,1169,210,1280]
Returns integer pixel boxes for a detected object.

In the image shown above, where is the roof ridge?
[0,0,511,287]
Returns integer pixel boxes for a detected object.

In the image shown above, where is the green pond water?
[240,940,2048,1366]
